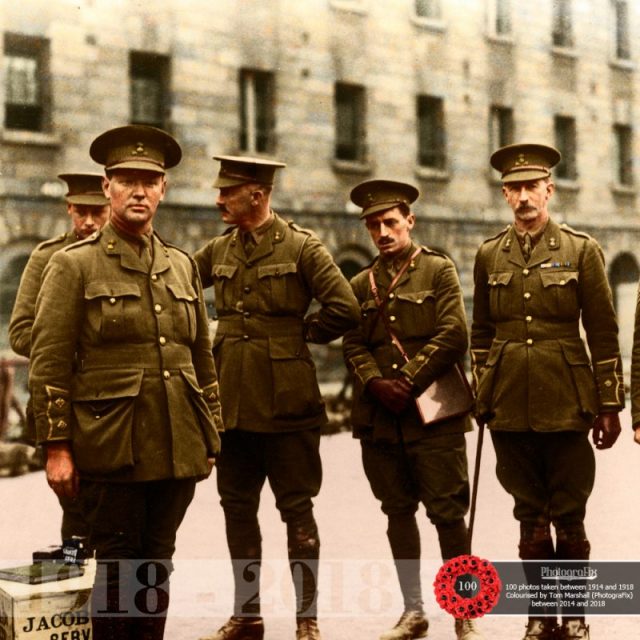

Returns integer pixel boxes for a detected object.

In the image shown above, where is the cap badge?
[132,142,147,156]
[515,154,528,166]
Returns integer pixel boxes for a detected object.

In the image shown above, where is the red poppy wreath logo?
[433,555,501,618]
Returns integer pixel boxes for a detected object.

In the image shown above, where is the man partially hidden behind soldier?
[9,172,110,541]
[472,144,623,640]
[194,156,359,640]
[343,180,482,640]
[28,125,222,640]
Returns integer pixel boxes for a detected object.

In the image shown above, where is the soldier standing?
[194,156,359,640]
[9,172,110,541]
[29,125,222,640]
[342,180,482,640]
[471,144,623,640]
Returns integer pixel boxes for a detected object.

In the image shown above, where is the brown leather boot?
[557,620,590,640]
[199,616,264,640]
[521,618,558,640]
[296,617,321,640]
[379,610,429,640]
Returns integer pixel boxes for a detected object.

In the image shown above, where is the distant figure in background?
[9,172,110,540]
[343,180,481,640]
[194,156,359,640]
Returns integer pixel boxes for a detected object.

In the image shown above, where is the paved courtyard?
[1,409,639,639]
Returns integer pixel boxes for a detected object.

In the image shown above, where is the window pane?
[240,69,275,154]
[495,0,512,35]
[335,83,365,162]
[415,0,440,19]
[490,106,514,150]
[5,55,39,104]
[615,1,631,60]
[615,124,633,185]
[554,116,577,180]
[129,52,168,128]
[417,95,445,169]
[552,0,573,47]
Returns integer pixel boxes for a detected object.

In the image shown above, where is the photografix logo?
[540,566,598,581]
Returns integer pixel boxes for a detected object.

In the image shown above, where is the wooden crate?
[0,560,94,640]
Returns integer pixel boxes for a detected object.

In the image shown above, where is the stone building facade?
[1,0,639,371]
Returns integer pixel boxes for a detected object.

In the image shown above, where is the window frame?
[239,68,277,155]
[129,50,171,129]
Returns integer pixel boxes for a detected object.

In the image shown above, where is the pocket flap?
[269,336,304,360]
[258,262,297,279]
[166,282,198,301]
[84,281,141,300]
[180,368,202,394]
[488,272,513,287]
[540,270,579,288]
[72,369,144,401]
[212,264,238,279]
[396,290,435,304]
[561,340,591,366]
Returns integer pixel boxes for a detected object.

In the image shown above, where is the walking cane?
[467,419,485,552]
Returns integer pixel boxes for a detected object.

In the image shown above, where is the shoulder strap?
[367,247,421,360]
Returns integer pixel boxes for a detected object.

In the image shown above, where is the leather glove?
[592,412,621,450]
[367,377,414,414]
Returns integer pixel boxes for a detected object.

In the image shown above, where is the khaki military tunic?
[630,285,640,427]
[29,223,222,481]
[471,219,624,431]
[343,243,471,443]
[193,212,359,432]
[9,232,79,357]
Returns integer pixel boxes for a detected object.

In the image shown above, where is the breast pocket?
[166,282,199,343]
[394,290,436,338]
[487,271,514,319]
[210,264,238,313]
[539,270,579,318]
[258,262,299,312]
[84,281,142,342]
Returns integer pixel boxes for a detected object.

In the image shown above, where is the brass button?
[244,311,251,318]
[187,295,194,301]
[389,315,396,322]
[526,316,532,323]
[492,280,498,285]
[154,304,162,313]
[559,279,566,285]
[56,420,67,430]
[159,336,167,346]
[392,363,398,370]
[604,379,613,387]
[151,274,158,281]
[244,286,251,294]
[416,298,423,304]
[109,297,116,305]
[243,334,250,341]
[163,370,170,379]
[524,292,531,300]
[388,292,395,300]
[526,339,533,346]
[523,268,530,276]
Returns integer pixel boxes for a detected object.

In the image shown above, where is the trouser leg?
[556,522,590,623]
[519,522,556,621]
[387,512,423,613]
[226,516,263,617]
[436,519,470,561]
[287,512,320,619]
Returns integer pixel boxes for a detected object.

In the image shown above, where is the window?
[129,51,170,128]
[417,95,446,170]
[554,115,577,180]
[489,105,514,151]
[489,0,512,36]
[612,1,631,60]
[239,69,276,154]
[415,0,441,19]
[552,0,574,48]
[334,83,367,162]
[0,253,29,348]
[614,124,633,186]
[3,33,50,131]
